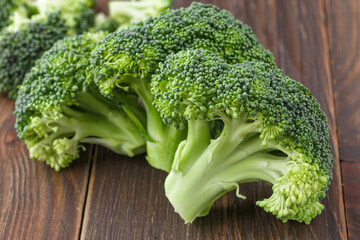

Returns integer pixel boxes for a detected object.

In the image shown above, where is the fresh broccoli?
[150,49,333,224]
[93,12,119,33]
[91,2,274,172]
[35,0,95,34]
[0,11,68,99]
[15,32,146,171]
[0,0,14,30]
[109,0,172,28]
[0,0,38,31]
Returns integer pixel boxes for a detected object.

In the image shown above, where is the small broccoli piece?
[0,11,68,99]
[151,49,333,224]
[109,0,172,28]
[93,12,119,33]
[15,32,146,171]
[91,2,274,172]
[35,0,95,34]
[0,0,38,31]
[0,0,14,30]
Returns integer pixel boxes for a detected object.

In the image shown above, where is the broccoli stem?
[57,90,146,156]
[165,150,290,223]
[165,114,291,223]
[122,74,186,172]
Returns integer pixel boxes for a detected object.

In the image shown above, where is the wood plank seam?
[78,145,96,240]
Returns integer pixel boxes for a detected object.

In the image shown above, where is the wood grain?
[0,94,92,239]
[341,162,360,240]
[81,147,343,240]
[326,1,360,239]
[325,0,360,163]
[80,0,346,239]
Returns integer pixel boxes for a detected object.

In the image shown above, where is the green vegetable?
[0,11,68,99]
[11,2,333,224]
[0,0,38,31]
[151,48,333,224]
[35,0,95,34]
[109,0,172,28]
[0,0,13,30]
[15,32,146,171]
[91,2,274,172]
[93,12,119,33]
[0,0,98,99]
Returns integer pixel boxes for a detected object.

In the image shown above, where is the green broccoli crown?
[0,0,13,30]
[72,2,95,34]
[15,32,101,136]
[93,16,119,33]
[15,31,146,171]
[154,49,333,224]
[0,11,68,99]
[109,0,172,28]
[92,2,274,98]
[36,0,95,34]
[152,49,332,178]
[0,0,39,30]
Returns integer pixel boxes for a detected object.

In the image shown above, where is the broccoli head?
[0,11,68,99]
[35,0,95,34]
[91,2,274,172]
[0,0,38,30]
[109,0,172,28]
[15,32,146,171]
[151,49,333,224]
[0,0,14,30]
[93,13,119,33]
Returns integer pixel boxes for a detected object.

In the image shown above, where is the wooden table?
[0,0,359,239]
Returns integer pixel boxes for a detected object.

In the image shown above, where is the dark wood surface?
[341,162,360,240]
[0,0,358,239]
[326,0,360,163]
[0,95,92,239]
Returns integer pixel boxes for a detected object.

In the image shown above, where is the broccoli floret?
[91,2,274,172]
[15,32,146,171]
[109,0,172,29]
[0,0,14,30]
[151,49,333,224]
[0,11,68,99]
[0,0,38,31]
[0,0,99,99]
[93,12,119,33]
[35,0,95,34]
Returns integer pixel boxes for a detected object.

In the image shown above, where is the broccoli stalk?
[97,71,186,172]
[151,49,333,224]
[165,116,326,224]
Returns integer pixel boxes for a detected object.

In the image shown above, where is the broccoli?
[91,2,274,172]
[15,32,146,171]
[109,0,172,29]
[93,12,119,33]
[35,0,95,34]
[0,11,68,99]
[0,0,38,31]
[150,49,333,224]
[0,0,14,30]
